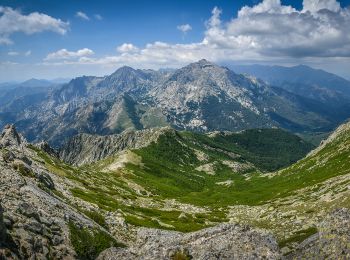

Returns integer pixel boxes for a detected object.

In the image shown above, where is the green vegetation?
[183,128,314,172]
[2,149,13,163]
[30,125,350,249]
[297,131,330,146]
[278,227,318,248]
[171,249,193,260]
[81,210,107,229]
[32,127,332,228]
[68,221,124,260]
[13,162,35,178]
[70,184,210,232]
[110,95,168,133]
[124,129,314,206]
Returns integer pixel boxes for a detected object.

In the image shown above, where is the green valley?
[25,125,349,251]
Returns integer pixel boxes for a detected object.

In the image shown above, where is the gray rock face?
[0,124,25,148]
[36,141,58,157]
[287,208,350,259]
[59,127,175,165]
[98,223,281,260]
[0,202,19,258]
[0,125,112,259]
[0,60,340,146]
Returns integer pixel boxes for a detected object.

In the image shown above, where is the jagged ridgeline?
[2,60,350,147]
[59,127,313,171]
[1,121,350,258]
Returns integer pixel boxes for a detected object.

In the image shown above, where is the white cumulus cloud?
[45,48,94,60]
[42,0,350,72]
[76,11,89,21]
[0,6,69,45]
[219,0,350,58]
[302,0,341,13]
[177,24,192,33]
[117,43,139,53]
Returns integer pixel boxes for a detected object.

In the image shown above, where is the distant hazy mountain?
[48,78,71,84]
[0,78,70,90]
[230,64,350,98]
[19,78,53,88]
[0,78,65,111]
[230,64,350,89]
[1,60,350,146]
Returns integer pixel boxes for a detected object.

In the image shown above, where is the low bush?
[68,221,124,260]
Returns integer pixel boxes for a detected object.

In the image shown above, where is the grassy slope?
[126,129,314,206]
[29,125,350,248]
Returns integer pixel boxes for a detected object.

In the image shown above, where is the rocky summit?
[1,60,350,146]
[0,121,349,259]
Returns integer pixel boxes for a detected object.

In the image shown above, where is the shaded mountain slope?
[1,60,348,146]
[59,127,313,171]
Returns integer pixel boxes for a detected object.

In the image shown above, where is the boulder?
[0,125,24,148]
[38,172,55,190]
[286,208,350,259]
[98,223,281,259]
[17,202,40,222]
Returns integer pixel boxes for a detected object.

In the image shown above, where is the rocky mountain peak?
[0,124,24,148]
[194,58,213,65]
[109,66,138,79]
[187,59,223,70]
[99,66,151,92]
[165,59,228,85]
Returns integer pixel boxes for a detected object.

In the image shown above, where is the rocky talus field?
[0,123,349,259]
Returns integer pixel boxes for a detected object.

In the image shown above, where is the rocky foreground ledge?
[98,223,280,259]
[0,124,349,259]
[0,125,99,258]
[97,208,350,260]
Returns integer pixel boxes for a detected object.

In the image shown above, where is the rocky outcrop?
[98,209,350,259]
[0,124,26,149]
[0,202,19,258]
[287,208,350,259]
[0,125,117,259]
[36,141,58,157]
[59,127,175,165]
[98,223,281,259]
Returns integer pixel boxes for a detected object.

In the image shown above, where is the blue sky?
[1,0,350,81]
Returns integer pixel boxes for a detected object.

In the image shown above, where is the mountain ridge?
[1,60,350,146]
[59,127,313,171]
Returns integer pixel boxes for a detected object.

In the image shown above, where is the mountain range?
[230,64,350,97]
[1,60,350,146]
[1,60,350,258]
